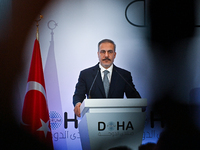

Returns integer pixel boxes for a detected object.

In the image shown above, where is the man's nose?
[105,51,109,57]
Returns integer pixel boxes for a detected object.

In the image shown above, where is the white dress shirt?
[99,63,113,83]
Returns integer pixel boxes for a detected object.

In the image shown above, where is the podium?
[78,98,147,150]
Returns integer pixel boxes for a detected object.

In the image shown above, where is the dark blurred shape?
[1,122,51,150]
[189,88,200,131]
[0,0,51,149]
[149,0,195,50]
[146,0,199,149]
[108,146,132,150]
[189,88,200,104]
[138,142,156,150]
[153,95,200,150]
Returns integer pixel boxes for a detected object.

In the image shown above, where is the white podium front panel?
[78,99,147,150]
[79,112,146,150]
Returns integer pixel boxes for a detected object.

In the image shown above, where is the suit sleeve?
[125,72,141,98]
[73,71,87,106]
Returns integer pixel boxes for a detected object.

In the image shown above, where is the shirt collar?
[99,63,113,73]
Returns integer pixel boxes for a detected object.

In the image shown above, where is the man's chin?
[102,63,111,69]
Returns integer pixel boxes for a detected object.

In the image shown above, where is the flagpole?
[35,15,43,41]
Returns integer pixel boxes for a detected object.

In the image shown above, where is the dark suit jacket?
[73,63,141,106]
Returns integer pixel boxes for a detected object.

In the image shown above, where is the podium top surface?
[80,98,147,114]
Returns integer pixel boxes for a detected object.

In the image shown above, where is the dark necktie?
[103,70,109,97]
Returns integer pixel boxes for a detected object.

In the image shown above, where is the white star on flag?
[37,119,51,138]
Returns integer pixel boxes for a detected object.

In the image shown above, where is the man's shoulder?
[114,65,131,74]
[80,64,99,73]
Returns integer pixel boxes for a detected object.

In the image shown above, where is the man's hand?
[74,102,81,117]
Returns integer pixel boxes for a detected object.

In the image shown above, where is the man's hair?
[98,39,116,52]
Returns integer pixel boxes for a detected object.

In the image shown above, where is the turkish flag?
[21,39,53,149]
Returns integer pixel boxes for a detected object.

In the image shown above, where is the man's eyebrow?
[100,49,113,51]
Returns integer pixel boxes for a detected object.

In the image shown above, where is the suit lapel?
[108,65,118,97]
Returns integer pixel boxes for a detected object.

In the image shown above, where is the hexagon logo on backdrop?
[49,111,62,130]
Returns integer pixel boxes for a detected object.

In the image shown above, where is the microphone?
[114,68,141,98]
[88,68,100,98]
[114,68,145,111]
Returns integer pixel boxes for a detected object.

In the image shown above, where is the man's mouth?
[103,58,111,61]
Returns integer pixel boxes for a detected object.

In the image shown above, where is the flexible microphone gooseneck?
[115,69,144,111]
[88,68,100,98]
[114,69,139,94]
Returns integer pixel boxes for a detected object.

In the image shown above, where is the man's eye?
[100,51,106,53]
[108,50,113,53]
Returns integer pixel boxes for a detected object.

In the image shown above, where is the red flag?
[21,39,53,149]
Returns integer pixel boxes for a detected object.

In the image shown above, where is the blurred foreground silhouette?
[0,1,51,149]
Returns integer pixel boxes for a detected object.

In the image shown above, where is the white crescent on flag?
[26,81,47,100]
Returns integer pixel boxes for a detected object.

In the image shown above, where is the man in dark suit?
[73,39,141,117]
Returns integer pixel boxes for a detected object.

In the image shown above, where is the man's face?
[97,42,116,69]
